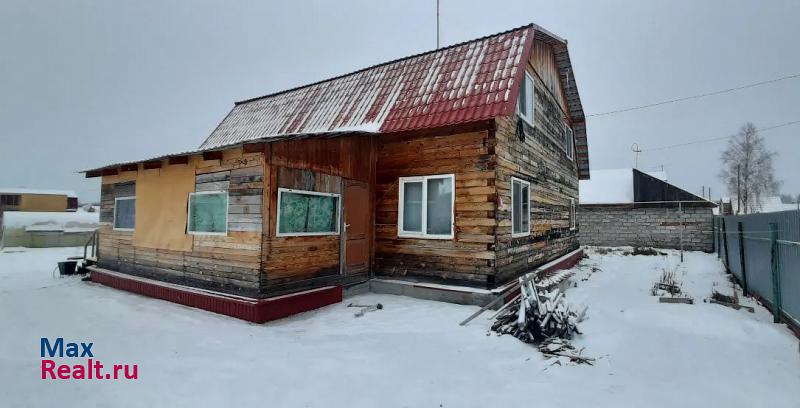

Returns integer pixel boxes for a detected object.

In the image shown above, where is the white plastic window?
[398,174,454,239]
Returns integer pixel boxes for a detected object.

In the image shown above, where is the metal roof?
[200,25,536,150]
[85,24,590,179]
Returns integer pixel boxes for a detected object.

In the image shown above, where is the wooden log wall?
[260,135,374,295]
[493,41,580,283]
[374,130,497,287]
[97,149,265,296]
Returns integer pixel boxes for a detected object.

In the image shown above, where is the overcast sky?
[1,0,798,202]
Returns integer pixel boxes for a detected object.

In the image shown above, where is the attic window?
[517,72,535,125]
[563,123,574,161]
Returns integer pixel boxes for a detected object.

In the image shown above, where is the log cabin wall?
[493,40,580,284]
[374,129,497,287]
[260,135,374,295]
[97,148,265,296]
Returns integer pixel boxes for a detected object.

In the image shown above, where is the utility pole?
[736,165,741,214]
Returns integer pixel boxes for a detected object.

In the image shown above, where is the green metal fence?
[715,210,800,331]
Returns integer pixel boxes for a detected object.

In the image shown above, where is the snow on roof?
[199,25,535,150]
[725,195,798,214]
[0,188,77,197]
[1,211,99,233]
[579,169,634,204]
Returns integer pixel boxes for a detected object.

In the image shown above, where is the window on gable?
[516,72,535,125]
[398,174,454,239]
[512,177,530,237]
[188,191,229,235]
[276,188,340,236]
[114,197,136,231]
[563,122,575,161]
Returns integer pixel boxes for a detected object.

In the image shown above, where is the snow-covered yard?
[1,247,798,407]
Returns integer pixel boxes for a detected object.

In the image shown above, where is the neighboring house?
[717,195,798,215]
[578,168,716,251]
[0,188,79,214]
[82,24,589,320]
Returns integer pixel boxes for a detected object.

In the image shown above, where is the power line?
[641,120,800,152]
[587,73,800,117]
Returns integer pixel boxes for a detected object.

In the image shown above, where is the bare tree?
[718,123,781,214]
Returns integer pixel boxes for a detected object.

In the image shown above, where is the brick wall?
[578,206,713,251]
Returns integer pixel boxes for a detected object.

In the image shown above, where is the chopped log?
[659,297,694,304]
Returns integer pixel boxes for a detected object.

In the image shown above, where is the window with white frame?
[511,177,530,236]
[563,122,574,160]
[517,72,535,125]
[398,174,454,239]
[188,191,228,235]
[113,197,136,231]
[569,198,576,230]
[276,188,340,236]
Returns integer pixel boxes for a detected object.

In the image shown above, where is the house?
[0,188,79,214]
[82,24,589,321]
[578,168,716,251]
[717,195,798,215]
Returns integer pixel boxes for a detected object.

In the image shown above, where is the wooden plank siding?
[373,129,498,286]
[97,148,265,296]
[493,40,580,283]
[260,135,375,295]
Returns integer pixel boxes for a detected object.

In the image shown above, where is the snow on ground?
[1,246,798,407]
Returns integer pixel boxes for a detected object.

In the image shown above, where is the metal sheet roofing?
[85,23,590,179]
[199,25,535,150]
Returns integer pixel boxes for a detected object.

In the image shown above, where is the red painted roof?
[199,25,534,149]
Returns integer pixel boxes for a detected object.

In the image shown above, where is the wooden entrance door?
[342,180,370,275]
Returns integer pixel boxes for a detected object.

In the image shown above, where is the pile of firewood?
[490,273,585,344]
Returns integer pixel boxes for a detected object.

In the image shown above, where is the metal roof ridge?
[233,23,536,106]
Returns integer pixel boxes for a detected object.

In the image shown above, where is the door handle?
[344,223,351,230]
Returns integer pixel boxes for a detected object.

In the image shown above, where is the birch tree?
[718,123,781,214]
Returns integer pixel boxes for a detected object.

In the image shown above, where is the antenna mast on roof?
[436,0,440,48]
[631,143,641,169]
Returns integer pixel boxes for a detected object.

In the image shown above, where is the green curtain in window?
[279,191,338,234]
[189,193,228,233]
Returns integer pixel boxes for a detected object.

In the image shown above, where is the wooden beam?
[120,163,138,172]
[143,161,162,170]
[243,142,266,154]
[101,168,119,176]
[85,170,102,178]
[168,155,189,165]
[203,151,223,161]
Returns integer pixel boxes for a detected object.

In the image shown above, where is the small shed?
[578,168,716,251]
